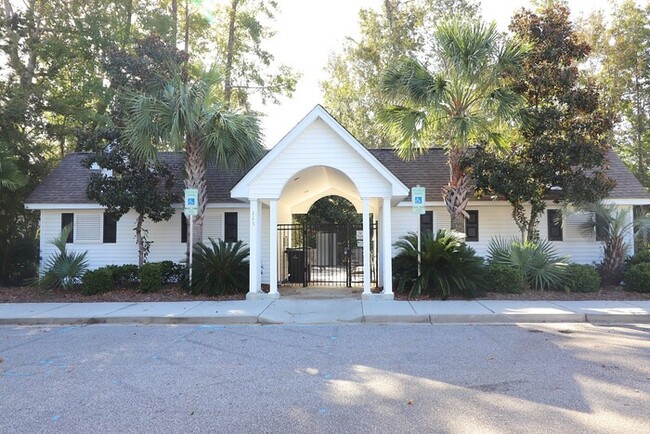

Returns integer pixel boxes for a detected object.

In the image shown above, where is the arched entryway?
[230,105,409,300]
[278,195,378,288]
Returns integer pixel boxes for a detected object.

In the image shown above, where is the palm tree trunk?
[442,149,471,233]
[184,140,207,249]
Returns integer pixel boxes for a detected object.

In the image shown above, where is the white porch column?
[247,199,262,296]
[362,198,371,295]
[382,197,393,296]
[269,199,278,295]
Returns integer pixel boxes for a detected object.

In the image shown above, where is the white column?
[269,199,278,294]
[382,197,393,295]
[248,199,261,294]
[362,198,371,295]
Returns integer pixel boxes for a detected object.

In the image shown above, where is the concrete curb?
[0,300,649,326]
[2,313,649,326]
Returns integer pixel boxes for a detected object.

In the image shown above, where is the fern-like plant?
[486,238,568,291]
[191,238,250,295]
[39,226,89,290]
[393,230,485,299]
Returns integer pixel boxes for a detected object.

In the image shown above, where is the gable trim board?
[26,105,650,300]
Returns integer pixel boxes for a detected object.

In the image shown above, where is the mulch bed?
[397,286,650,302]
[1,285,648,303]
[0,285,245,303]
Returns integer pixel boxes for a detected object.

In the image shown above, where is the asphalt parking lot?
[1,323,649,433]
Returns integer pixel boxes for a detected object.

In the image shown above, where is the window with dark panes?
[61,213,74,243]
[420,211,433,236]
[103,213,117,243]
[224,212,238,242]
[547,209,563,241]
[465,210,479,242]
[181,213,187,243]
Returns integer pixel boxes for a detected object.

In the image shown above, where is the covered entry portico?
[231,105,408,300]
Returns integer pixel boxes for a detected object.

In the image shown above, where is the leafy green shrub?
[487,238,568,291]
[82,268,114,295]
[563,264,601,293]
[39,227,88,290]
[159,260,186,284]
[626,249,650,267]
[487,264,524,294]
[0,237,39,286]
[105,264,139,287]
[392,253,418,292]
[393,230,485,299]
[624,263,650,293]
[191,239,249,295]
[139,262,162,293]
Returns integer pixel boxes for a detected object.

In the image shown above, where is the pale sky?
[250,0,624,147]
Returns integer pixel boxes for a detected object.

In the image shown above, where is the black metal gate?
[278,222,377,287]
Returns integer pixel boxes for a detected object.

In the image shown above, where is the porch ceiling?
[281,166,361,213]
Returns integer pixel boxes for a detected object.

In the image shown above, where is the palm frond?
[381,57,444,106]
[0,143,27,191]
[487,237,568,291]
[191,238,250,295]
[377,106,429,160]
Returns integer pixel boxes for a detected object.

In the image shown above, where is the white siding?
[40,209,138,272]
[388,202,634,265]
[248,120,392,199]
[39,203,634,273]
[391,207,418,256]
[39,208,251,271]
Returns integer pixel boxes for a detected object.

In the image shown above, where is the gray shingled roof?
[369,148,650,201]
[25,152,257,205]
[26,148,649,205]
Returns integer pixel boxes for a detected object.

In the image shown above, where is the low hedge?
[563,264,601,293]
[487,264,524,294]
[626,249,650,267]
[106,264,139,287]
[82,268,114,295]
[139,262,162,293]
[624,263,650,293]
[159,260,186,284]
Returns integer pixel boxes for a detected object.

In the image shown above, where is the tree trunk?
[123,0,133,48]
[3,0,37,93]
[135,213,145,268]
[184,140,207,251]
[184,0,189,55]
[223,0,240,108]
[525,202,545,242]
[442,148,471,233]
[171,0,178,48]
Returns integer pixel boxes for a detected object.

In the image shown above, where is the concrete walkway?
[0,299,649,325]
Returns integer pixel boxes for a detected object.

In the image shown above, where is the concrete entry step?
[279,286,363,300]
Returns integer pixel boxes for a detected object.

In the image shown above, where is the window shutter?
[76,214,101,242]
[203,213,223,243]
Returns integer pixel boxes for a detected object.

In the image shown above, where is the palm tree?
[0,143,26,191]
[380,20,528,232]
[123,70,264,247]
[580,203,650,284]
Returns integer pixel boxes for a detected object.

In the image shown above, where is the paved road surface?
[1,323,649,433]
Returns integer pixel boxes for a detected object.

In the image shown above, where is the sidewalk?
[1,298,649,325]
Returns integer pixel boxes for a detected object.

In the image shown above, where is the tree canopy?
[380,20,528,232]
[469,4,614,241]
[321,0,480,148]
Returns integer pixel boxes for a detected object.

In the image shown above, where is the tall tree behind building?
[321,0,479,148]
[582,0,650,187]
[211,0,299,109]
